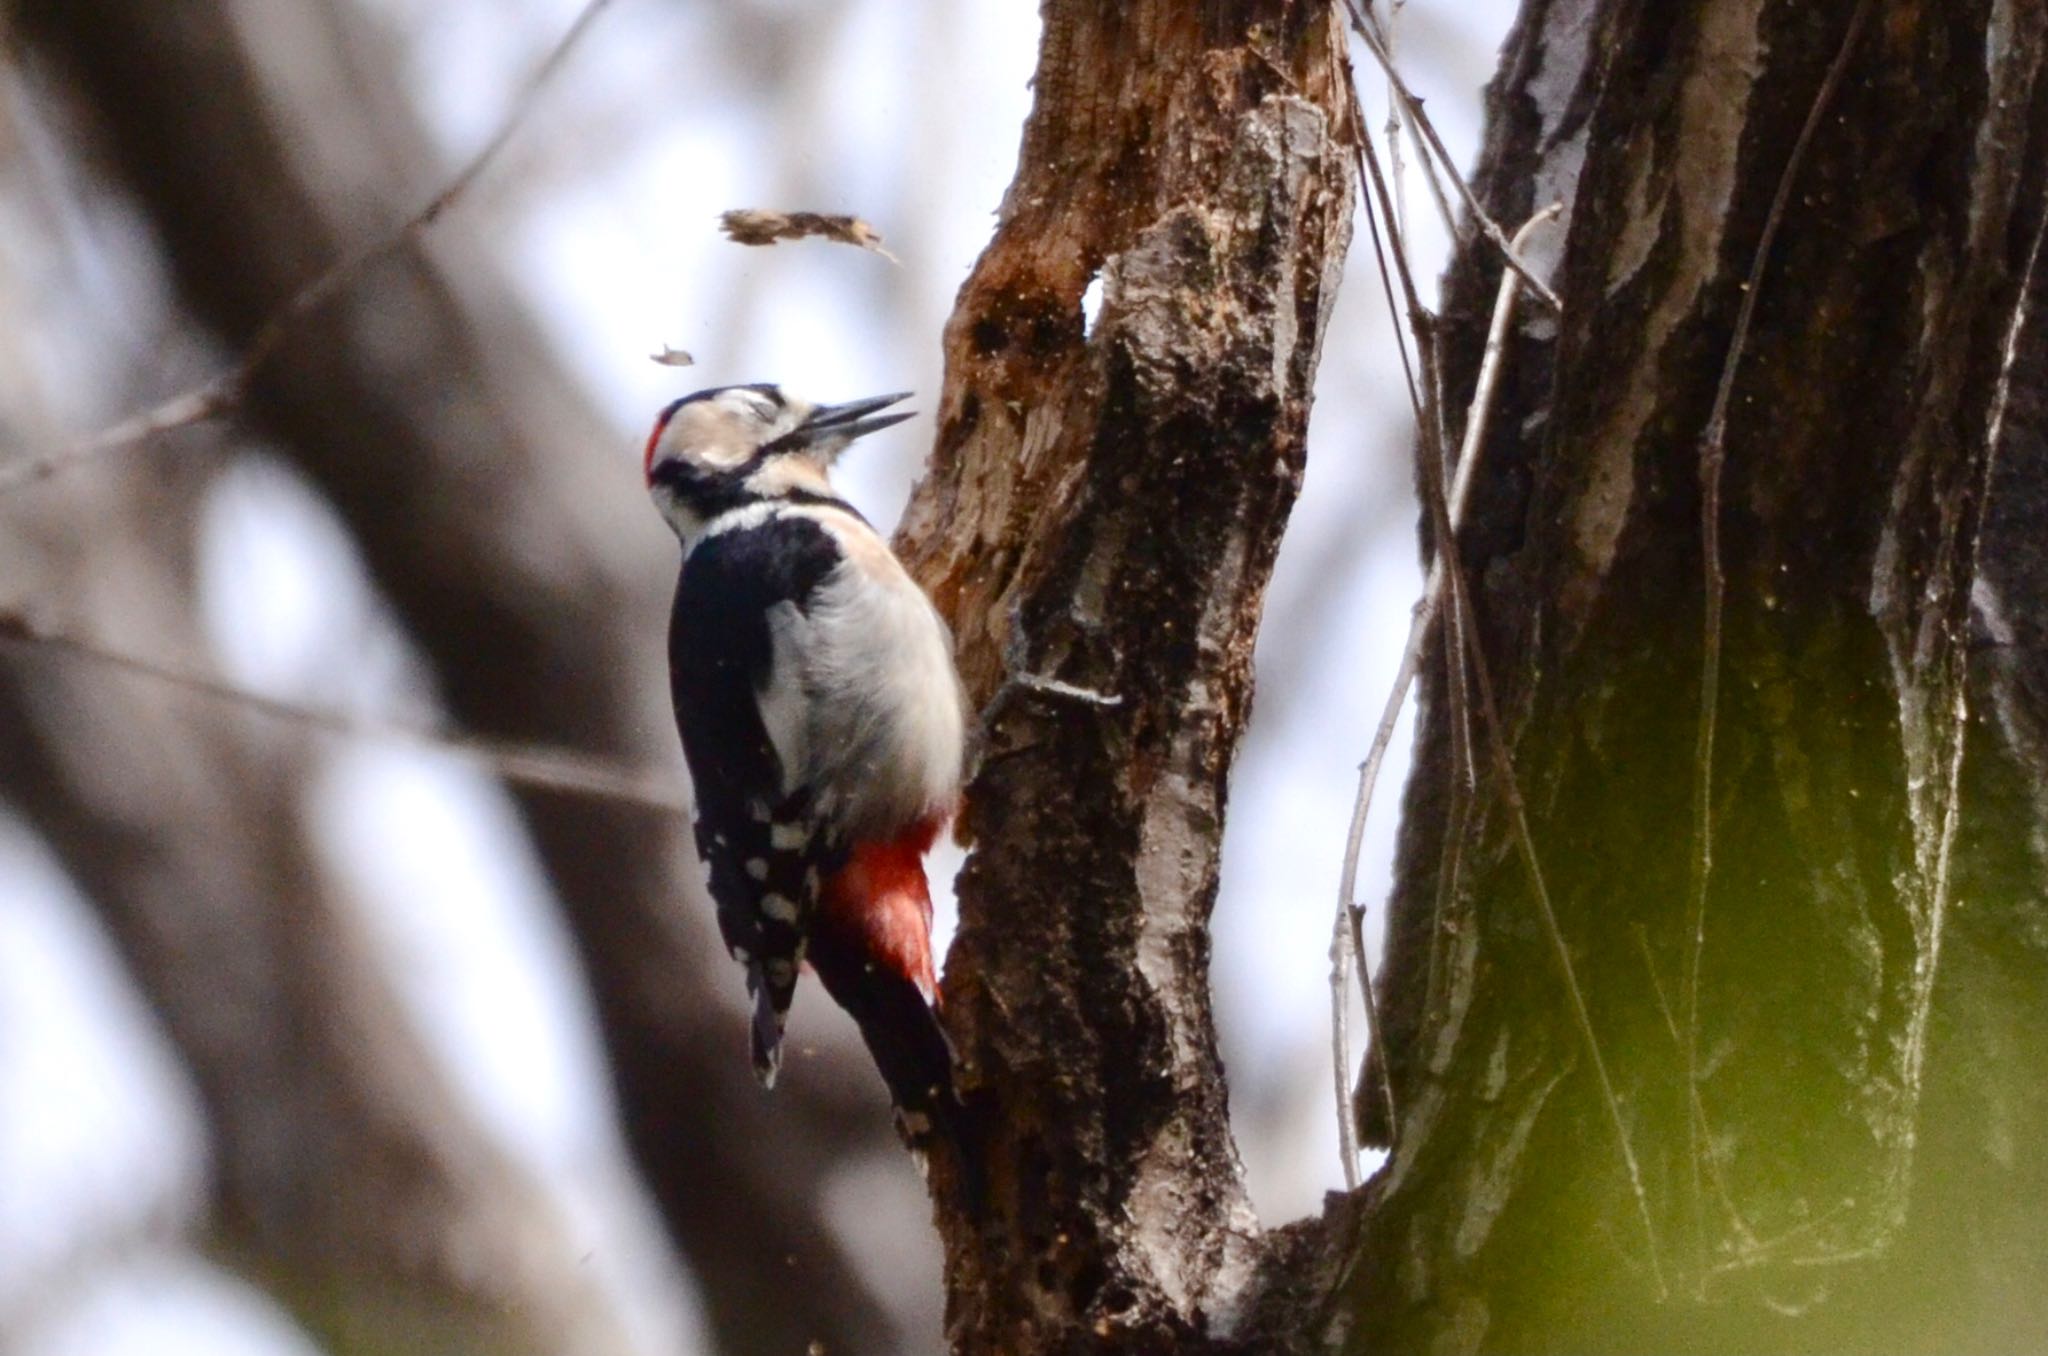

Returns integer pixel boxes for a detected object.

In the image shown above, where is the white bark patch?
[1128,1120,1201,1312]
[1966,0,2027,248]
[1531,2,1596,147]
[1132,766,1216,1073]
[1125,518,1264,1326]
[1527,0,1597,253]
[1245,101,1328,396]
[1452,1069,1563,1261]
[1576,1,1764,584]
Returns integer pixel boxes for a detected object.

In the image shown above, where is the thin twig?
[1353,98,1426,417]
[1330,142,1397,1187]
[1328,903,1361,1185]
[1419,664,1472,1026]
[1398,111,1458,259]
[1348,91,1666,1286]
[1439,502,1669,1296]
[1387,0,1459,245]
[1632,924,1758,1254]
[1683,0,1873,1276]
[1333,203,1562,1158]
[1328,77,1430,1187]
[1376,1,1408,250]
[1342,3,1562,313]
[0,607,684,813]
[1351,0,1460,255]
[0,0,618,496]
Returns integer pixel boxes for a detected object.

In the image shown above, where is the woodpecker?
[644,383,966,1131]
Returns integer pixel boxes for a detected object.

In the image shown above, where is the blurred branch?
[12,0,913,1350]
[0,445,648,1356]
[0,604,686,813]
[0,0,616,496]
[1331,202,1561,1178]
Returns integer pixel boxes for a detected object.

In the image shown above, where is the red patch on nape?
[643,415,667,484]
[821,818,944,1003]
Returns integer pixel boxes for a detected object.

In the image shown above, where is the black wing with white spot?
[668,516,848,1084]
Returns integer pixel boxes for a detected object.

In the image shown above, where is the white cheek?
[662,404,761,469]
[745,457,836,500]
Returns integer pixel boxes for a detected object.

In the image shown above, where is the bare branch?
[1342,94,1665,1284]
[0,0,618,496]
[0,606,683,813]
[1437,452,1670,1298]
[1684,0,1874,1266]
[1325,74,1430,1187]
[1332,202,1562,1178]
[1342,0,1562,312]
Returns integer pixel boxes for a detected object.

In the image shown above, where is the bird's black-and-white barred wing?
[668,516,847,1084]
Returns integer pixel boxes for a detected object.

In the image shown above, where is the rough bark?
[1352,1,2048,1349]
[10,2,908,1352]
[897,4,1356,1351]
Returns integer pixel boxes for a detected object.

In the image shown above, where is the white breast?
[776,517,966,839]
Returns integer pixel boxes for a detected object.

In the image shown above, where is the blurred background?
[0,2,1512,1352]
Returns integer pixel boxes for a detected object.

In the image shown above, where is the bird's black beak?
[765,392,914,456]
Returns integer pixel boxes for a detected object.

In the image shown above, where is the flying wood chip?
[718,210,898,262]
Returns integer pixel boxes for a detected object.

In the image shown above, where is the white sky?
[0,1,1518,1350]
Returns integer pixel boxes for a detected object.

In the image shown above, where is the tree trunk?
[900,3,1356,1351]
[915,0,2048,1351]
[1351,1,2048,1349]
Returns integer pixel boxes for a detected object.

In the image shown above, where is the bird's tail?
[811,828,956,1132]
[748,967,786,1089]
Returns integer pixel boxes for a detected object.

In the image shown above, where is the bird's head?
[643,383,912,487]
[643,384,912,544]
